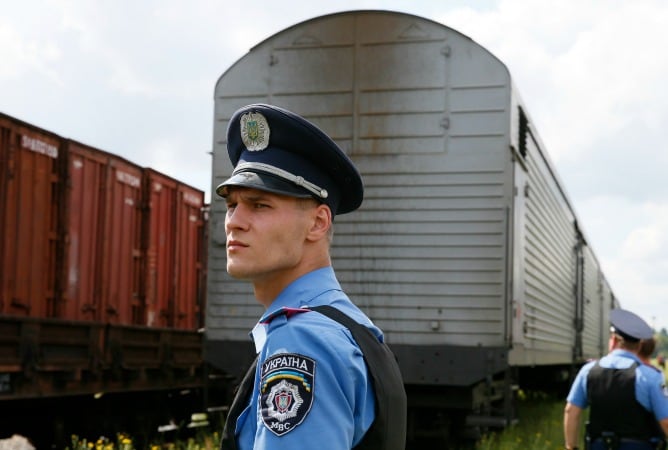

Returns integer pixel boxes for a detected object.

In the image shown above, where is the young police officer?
[564,309,668,450]
[217,104,406,450]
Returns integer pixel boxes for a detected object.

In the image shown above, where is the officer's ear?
[306,203,332,242]
[611,333,625,348]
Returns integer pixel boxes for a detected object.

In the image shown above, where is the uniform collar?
[258,266,341,323]
[250,267,342,353]
[609,348,643,364]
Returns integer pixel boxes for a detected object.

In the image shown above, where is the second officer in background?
[564,308,668,450]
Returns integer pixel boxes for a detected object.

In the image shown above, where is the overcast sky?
[1,0,667,331]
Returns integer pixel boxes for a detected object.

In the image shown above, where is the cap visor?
[216,171,313,199]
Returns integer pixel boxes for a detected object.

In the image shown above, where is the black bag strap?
[220,354,258,450]
[310,305,407,450]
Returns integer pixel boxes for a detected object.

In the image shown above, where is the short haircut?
[639,337,656,359]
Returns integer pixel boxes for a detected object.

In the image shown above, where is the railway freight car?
[204,10,619,444]
[0,112,207,446]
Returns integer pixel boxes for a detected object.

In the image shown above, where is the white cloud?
[580,197,668,330]
[0,19,63,83]
[436,0,668,166]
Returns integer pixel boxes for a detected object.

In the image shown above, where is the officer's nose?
[225,203,250,233]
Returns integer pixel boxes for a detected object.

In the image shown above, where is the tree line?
[654,328,668,359]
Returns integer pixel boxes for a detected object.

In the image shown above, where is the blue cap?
[610,308,653,341]
[215,104,363,215]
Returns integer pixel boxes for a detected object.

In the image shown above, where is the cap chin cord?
[233,161,329,200]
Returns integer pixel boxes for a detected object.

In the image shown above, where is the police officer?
[216,104,406,450]
[564,309,668,450]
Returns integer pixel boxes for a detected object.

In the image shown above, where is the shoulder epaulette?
[260,307,310,324]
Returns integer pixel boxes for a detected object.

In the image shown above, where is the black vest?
[586,361,661,441]
[220,305,407,450]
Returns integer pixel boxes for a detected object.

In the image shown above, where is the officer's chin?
[226,262,250,280]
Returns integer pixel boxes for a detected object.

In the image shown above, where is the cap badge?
[240,111,270,151]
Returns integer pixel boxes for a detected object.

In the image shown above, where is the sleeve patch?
[260,353,315,436]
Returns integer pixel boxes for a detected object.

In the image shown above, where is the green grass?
[474,391,568,450]
[64,431,220,450]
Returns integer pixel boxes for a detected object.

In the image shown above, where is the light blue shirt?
[566,349,668,421]
[235,267,380,450]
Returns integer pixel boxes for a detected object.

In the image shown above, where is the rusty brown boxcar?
[0,112,207,407]
[143,169,179,328]
[0,114,61,319]
[173,183,205,330]
[60,140,109,322]
[99,153,145,325]
[143,169,205,330]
